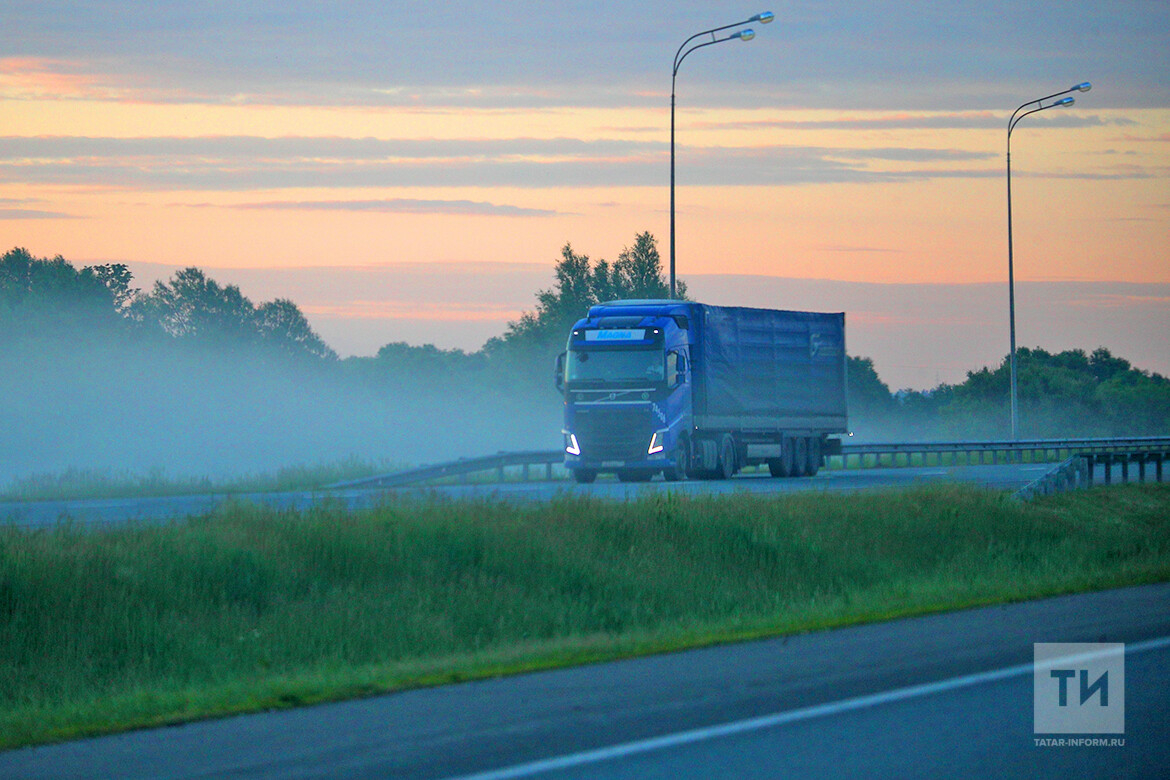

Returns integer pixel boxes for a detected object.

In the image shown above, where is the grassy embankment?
[2,482,1168,749]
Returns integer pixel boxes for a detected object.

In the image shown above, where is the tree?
[846,356,895,413]
[610,231,687,300]
[494,231,685,356]
[134,267,257,345]
[255,298,338,361]
[132,266,336,361]
[0,247,129,335]
[1088,347,1132,383]
[90,263,136,310]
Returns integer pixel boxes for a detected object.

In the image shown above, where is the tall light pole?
[1006,81,1091,439]
[671,11,774,299]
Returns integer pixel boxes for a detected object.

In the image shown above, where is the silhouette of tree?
[611,231,687,300]
[132,267,336,360]
[493,231,685,356]
[0,247,130,334]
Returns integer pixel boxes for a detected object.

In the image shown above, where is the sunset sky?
[3,1,1168,388]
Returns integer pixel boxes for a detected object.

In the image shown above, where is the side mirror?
[554,352,566,393]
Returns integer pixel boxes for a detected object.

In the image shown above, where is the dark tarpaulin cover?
[694,305,847,420]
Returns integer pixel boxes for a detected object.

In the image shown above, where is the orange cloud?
[302,301,520,322]
[0,58,115,100]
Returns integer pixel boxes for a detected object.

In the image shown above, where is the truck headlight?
[563,430,581,456]
[648,429,666,455]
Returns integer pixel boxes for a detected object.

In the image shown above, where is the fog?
[3,241,1164,492]
[0,333,563,489]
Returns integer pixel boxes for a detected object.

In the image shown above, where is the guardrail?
[327,436,1170,491]
[1014,457,1092,501]
[1013,447,1168,500]
[1085,449,1167,486]
[836,436,1170,468]
[328,450,563,490]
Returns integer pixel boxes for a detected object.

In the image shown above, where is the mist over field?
[2,241,1167,491]
[0,337,560,486]
[0,247,563,488]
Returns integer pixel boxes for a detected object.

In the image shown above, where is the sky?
[2,1,1168,388]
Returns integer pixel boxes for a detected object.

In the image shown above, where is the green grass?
[2,483,1168,749]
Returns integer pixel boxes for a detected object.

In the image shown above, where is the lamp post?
[1006,81,1090,439]
[670,11,774,299]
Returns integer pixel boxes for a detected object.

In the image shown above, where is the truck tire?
[781,438,797,477]
[718,434,737,480]
[573,469,597,484]
[790,437,808,477]
[806,437,822,477]
[663,438,689,482]
[689,437,719,480]
[769,437,794,478]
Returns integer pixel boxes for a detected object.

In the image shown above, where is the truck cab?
[556,300,693,483]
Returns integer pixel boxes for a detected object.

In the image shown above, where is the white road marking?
[449,636,1170,780]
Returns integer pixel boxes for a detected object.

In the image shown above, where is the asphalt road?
[3,584,1167,779]
[0,461,1063,528]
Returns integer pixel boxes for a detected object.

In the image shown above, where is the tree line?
[2,239,1167,440]
[1,247,335,362]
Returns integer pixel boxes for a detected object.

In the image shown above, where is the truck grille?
[572,406,655,461]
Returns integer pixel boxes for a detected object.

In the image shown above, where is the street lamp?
[670,11,774,298]
[1005,81,1090,439]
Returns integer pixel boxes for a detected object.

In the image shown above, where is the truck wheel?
[806,437,822,477]
[790,437,808,477]
[718,435,737,480]
[663,439,689,482]
[573,469,597,484]
[774,438,796,478]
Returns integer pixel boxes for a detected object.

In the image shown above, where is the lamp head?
[733,28,756,41]
[1074,81,1092,92]
[1054,96,1075,107]
[751,11,775,24]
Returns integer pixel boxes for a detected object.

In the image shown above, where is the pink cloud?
[301,300,521,323]
[0,57,112,100]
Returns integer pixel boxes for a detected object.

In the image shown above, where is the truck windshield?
[567,348,664,384]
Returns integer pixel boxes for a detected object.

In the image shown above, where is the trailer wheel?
[573,469,597,484]
[790,437,808,477]
[718,434,737,480]
[806,437,822,477]
[769,437,795,478]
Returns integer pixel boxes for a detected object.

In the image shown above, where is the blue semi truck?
[554,300,848,483]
